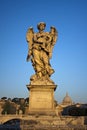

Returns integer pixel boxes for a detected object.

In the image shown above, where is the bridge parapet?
[0,115,26,124]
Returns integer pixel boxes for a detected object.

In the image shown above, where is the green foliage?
[19,102,26,114]
[12,98,20,104]
[1,97,7,100]
[2,101,16,114]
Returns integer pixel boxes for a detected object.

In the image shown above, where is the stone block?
[27,85,57,115]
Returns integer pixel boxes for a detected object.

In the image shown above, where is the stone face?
[27,85,57,115]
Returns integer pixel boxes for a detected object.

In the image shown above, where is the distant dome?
[62,93,73,105]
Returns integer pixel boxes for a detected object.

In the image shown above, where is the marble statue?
[26,22,57,85]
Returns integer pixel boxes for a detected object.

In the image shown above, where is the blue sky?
[0,0,87,103]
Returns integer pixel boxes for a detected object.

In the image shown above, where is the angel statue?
[26,22,58,85]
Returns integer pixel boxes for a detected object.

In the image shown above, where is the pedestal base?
[27,85,57,115]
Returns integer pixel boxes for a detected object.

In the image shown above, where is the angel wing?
[48,26,58,59]
[50,26,58,45]
[26,27,34,61]
[26,27,34,50]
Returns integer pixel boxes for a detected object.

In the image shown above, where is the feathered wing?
[26,27,34,50]
[49,27,58,59]
[51,27,58,46]
[26,27,34,60]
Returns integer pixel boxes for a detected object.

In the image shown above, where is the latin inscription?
[30,90,53,109]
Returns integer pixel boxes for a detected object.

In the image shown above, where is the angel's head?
[37,22,46,31]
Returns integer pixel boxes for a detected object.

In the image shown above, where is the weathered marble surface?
[27,85,57,115]
[26,22,57,85]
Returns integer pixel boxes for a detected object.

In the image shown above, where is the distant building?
[61,92,74,106]
[55,92,75,115]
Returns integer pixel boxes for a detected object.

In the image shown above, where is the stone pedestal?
[27,85,57,115]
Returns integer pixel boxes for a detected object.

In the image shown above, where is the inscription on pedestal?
[30,90,53,109]
[27,85,57,114]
